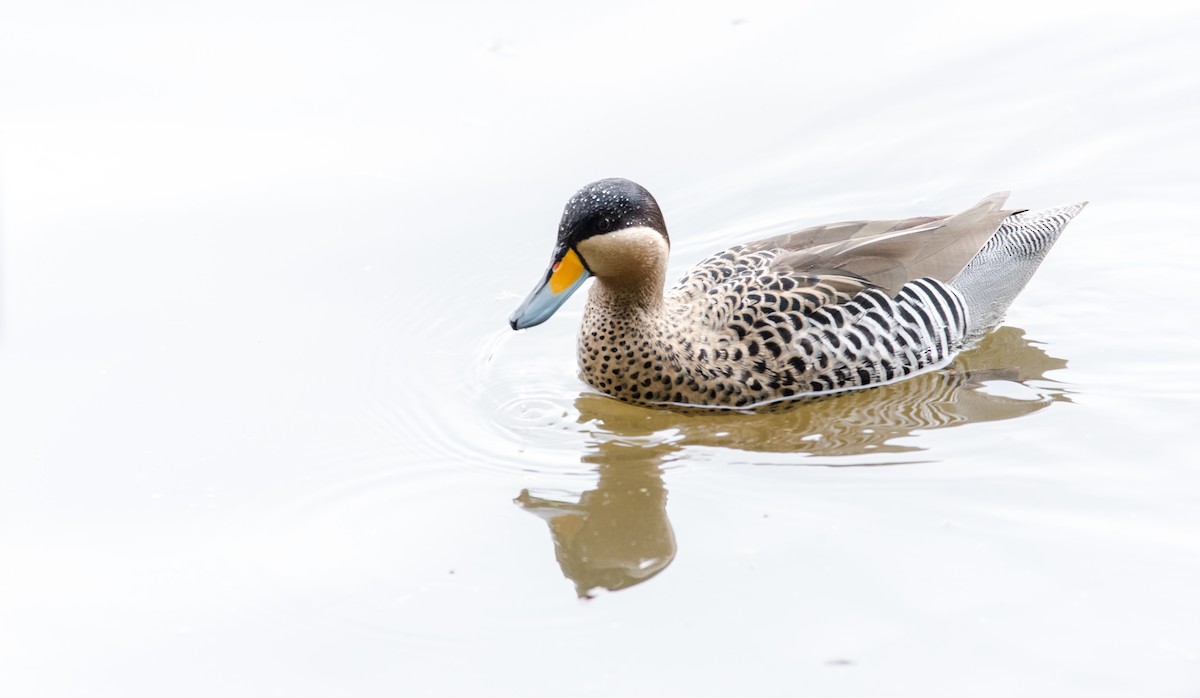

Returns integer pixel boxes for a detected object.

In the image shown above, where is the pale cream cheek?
[576,227,668,279]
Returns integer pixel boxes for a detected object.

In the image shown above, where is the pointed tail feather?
[952,202,1087,340]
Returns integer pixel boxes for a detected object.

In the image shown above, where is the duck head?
[509,178,669,330]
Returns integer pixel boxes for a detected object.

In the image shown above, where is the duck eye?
[596,217,612,232]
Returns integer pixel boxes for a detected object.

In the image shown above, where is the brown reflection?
[517,326,1068,596]
[516,438,676,598]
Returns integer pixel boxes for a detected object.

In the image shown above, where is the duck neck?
[576,226,670,321]
[587,268,666,319]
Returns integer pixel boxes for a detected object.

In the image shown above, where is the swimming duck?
[509,178,1085,409]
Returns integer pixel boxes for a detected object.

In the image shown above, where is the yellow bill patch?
[549,248,585,294]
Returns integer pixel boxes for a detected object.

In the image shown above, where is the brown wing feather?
[743,193,1014,296]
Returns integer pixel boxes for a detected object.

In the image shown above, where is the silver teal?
[510,179,1085,410]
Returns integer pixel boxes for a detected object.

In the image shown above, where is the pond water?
[2,1,1199,696]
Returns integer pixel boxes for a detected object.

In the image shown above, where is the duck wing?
[667,193,1014,325]
[744,192,1015,296]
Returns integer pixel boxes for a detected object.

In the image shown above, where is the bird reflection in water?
[516,326,1069,597]
[516,439,676,599]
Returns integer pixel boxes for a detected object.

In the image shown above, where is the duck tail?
[952,201,1088,341]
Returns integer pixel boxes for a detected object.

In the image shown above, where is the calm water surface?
[2,1,1199,696]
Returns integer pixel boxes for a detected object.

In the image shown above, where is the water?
[2,1,1199,696]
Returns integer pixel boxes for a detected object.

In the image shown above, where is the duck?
[509,178,1085,410]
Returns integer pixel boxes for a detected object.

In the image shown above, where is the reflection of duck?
[516,326,1068,596]
[510,178,1084,409]
[516,438,675,599]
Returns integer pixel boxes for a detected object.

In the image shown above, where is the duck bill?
[509,247,591,330]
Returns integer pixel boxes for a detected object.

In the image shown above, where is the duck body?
[510,179,1085,410]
